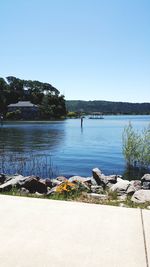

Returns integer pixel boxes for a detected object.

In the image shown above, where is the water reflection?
[0,122,65,153]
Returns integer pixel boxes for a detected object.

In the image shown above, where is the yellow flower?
[56,181,76,193]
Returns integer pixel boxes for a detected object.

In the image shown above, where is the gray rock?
[92,168,103,185]
[141,174,150,189]
[117,177,124,183]
[0,175,48,194]
[87,193,108,200]
[68,176,91,184]
[110,180,130,194]
[51,179,62,187]
[47,186,58,195]
[56,176,67,182]
[105,175,118,184]
[142,182,150,190]
[0,175,25,191]
[131,190,150,203]
[127,180,141,195]
[92,168,111,188]
[39,178,53,188]
[141,174,150,181]
[87,177,98,186]
[19,176,48,194]
[91,185,103,194]
[92,168,120,188]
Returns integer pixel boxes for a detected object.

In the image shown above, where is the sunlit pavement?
[0,195,149,267]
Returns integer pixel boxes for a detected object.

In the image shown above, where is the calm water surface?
[0,115,150,177]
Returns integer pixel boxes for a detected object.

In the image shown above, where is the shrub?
[67,111,78,118]
[6,109,21,120]
[122,123,150,169]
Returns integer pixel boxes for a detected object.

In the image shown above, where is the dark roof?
[8,101,38,108]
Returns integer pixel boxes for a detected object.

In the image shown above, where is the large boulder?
[105,175,118,184]
[0,173,20,185]
[19,176,48,193]
[141,174,150,189]
[92,168,103,185]
[92,168,109,187]
[110,180,130,194]
[131,190,150,203]
[0,175,25,191]
[126,180,141,195]
[92,168,120,188]
[0,175,48,194]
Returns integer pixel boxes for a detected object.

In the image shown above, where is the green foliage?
[0,76,66,119]
[67,111,78,118]
[122,123,150,169]
[139,126,150,168]
[6,110,21,120]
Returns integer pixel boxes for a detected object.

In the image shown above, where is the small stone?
[87,193,108,200]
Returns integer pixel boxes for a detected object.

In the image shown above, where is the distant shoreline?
[66,100,150,115]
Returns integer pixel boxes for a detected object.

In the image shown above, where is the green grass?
[0,190,150,210]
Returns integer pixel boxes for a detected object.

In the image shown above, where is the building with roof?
[8,101,39,119]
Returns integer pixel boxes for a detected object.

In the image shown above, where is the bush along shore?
[0,168,150,209]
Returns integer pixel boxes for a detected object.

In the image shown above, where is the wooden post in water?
[81,117,83,128]
[0,114,4,127]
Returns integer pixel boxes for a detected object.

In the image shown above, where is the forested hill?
[66,100,150,115]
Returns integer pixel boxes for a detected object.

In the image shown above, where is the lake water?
[0,115,150,178]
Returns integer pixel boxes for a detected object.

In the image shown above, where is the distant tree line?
[66,100,150,115]
[0,76,66,119]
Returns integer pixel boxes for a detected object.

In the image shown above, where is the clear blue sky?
[0,0,150,102]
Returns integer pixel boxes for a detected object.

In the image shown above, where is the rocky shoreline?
[0,168,150,206]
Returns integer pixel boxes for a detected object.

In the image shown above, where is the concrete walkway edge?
[0,195,149,267]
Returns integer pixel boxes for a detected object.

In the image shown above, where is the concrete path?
[0,195,149,267]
